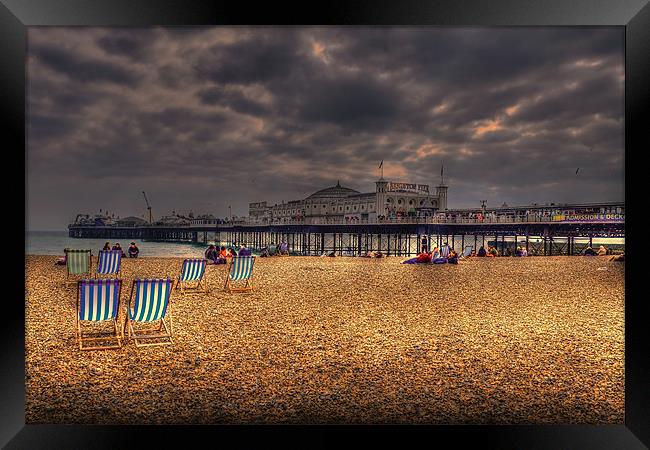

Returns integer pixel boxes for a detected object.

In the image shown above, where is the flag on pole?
[378,160,383,169]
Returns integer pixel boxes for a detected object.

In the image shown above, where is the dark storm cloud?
[30,42,140,87]
[26,27,624,230]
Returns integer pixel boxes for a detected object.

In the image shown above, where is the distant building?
[249,177,448,224]
[116,216,147,227]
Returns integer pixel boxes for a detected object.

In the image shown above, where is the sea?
[26,230,625,258]
[26,230,212,258]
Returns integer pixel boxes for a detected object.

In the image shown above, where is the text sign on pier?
[388,183,430,193]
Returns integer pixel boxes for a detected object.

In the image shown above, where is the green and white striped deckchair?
[125,278,174,347]
[224,256,255,293]
[176,258,207,294]
[76,278,123,350]
[96,250,122,278]
[65,249,92,280]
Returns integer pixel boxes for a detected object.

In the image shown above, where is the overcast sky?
[27,27,624,230]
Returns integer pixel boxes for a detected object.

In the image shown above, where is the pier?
[68,209,625,257]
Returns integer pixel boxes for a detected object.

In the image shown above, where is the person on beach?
[597,245,608,256]
[477,246,487,257]
[431,246,440,258]
[228,247,238,257]
[102,242,111,251]
[112,242,126,257]
[447,249,459,264]
[416,251,432,263]
[584,246,596,256]
[128,242,139,258]
[238,244,252,256]
[205,244,219,263]
[609,253,625,262]
[421,237,428,253]
[55,248,68,265]
[488,246,498,257]
[219,246,228,259]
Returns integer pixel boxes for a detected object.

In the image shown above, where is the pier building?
[249,177,448,224]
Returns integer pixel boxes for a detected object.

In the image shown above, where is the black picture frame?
[6,0,649,448]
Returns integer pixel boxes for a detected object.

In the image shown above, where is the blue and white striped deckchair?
[459,245,473,259]
[176,258,207,293]
[76,278,123,350]
[224,256,255,292]
[96,250,122,277]
[65,249,92,280]
[440,244,451,258]
[125,278,174,347]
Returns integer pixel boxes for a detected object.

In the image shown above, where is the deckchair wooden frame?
[224,256,255,293]
[65,249,92,282]
[124,279,174,347]
[76,279,123,351]
[176,259,208,295]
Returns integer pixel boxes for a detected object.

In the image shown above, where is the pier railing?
[223,213,624,227]
[70,212,625,229]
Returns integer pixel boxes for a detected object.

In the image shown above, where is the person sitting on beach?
[583,246,596,256]
[477,246,487,257]
[128,242,140,258]
[597,245,608,256]
[55,248,68,265]
[431,246,440,258]
[205,244,219,264]
[238,244,252,257]
[416,251,432,263]
[488,246,498,257]
[609,253,625,262]
[227,247,238,257]
[447,249,459,265]
[102,242,111,251]
[112,242,126,257]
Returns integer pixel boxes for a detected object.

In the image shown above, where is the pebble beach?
[25,254,624,424]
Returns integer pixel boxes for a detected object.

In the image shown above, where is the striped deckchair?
[65,249,92,280]
[96,250,122,278]
[176,258,207,293]
[440,245,451,258]
[224,256,255,293]
[125,278,174,347]
[76,279,123,350]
